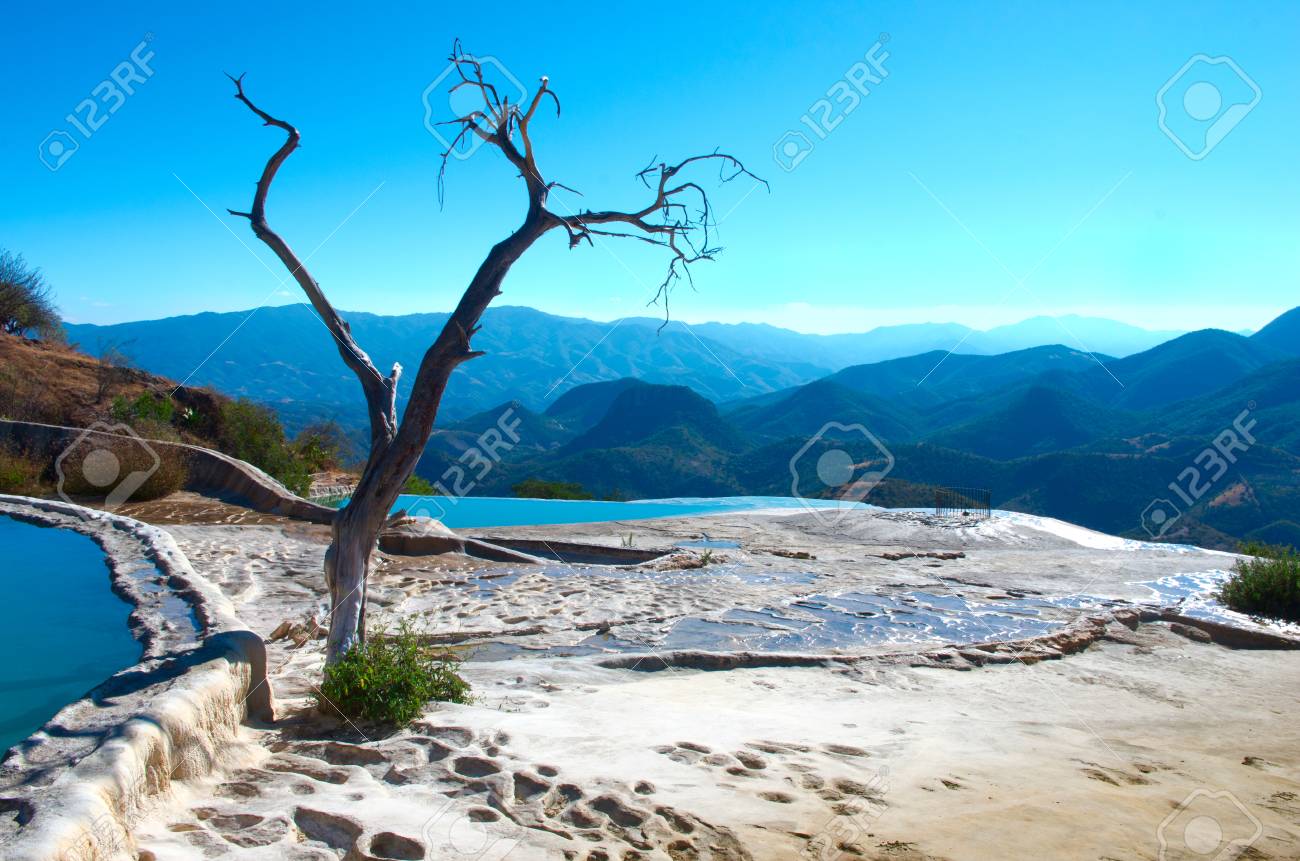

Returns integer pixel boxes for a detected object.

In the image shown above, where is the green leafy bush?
[316,621,471,726]
[294,421,348,473]
[1218,542,1300,624]
[404,474,438,495]
[218,399,311,496]
[110,391,175,425]
[511,477,593,500]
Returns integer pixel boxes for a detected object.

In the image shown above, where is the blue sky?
[4,1,1296,333]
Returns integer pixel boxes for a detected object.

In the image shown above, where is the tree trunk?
[324,508,377,659]
[323,466,406,660]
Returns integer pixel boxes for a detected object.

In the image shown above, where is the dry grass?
[0,334,222,432]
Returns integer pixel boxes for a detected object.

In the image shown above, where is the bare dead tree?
[94,339,132,403]
[0,250,61,339]
[227,42,764,662]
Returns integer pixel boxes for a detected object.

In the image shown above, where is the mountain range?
[65,306,1189,433]
[418,309,1300,550]
[65,304,1300,550]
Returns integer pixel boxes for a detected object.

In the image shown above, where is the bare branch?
[545,152,767,321]
[226,74,399,451]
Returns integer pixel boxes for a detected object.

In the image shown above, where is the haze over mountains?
[65,305,1188,430]
[65,304,1300,549]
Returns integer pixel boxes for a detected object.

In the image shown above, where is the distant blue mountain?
[65,305,820,431]
[623,313,1182,369]
[407,307,1300,549]
[66,298,1296,549]
[64,305,1188,432]
[1252,306,1300,356]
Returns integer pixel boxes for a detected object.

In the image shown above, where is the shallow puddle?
[455,554,1275,663]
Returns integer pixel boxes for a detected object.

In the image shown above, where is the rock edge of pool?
[0,495,269,861]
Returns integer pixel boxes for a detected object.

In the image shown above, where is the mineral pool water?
[0,516,140,753]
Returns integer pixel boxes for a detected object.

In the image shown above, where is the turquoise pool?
[0,517,141,753]
[391,495,863,529]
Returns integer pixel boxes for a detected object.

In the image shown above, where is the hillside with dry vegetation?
[0,333,348,500]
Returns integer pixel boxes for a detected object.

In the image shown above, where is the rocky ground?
[114,501,1300,860]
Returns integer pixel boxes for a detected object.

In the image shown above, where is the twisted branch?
[436,43,766,325]
[226,73,400,453]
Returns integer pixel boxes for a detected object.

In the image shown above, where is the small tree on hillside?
[227,43,762,663]
[94,340,133,403]
[0,250,61,339]
[294,420,350,473]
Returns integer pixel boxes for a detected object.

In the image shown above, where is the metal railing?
[934,486,992,519]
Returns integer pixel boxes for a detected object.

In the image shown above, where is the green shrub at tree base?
[316,621,472,727]
[1217,542,1300,624]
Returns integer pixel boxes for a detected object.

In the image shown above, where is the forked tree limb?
[226,73,400,456]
